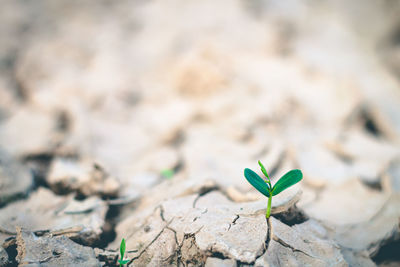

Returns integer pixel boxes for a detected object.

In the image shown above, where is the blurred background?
[0,0,400,265]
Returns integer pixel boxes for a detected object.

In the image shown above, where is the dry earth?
[1,0,400,266]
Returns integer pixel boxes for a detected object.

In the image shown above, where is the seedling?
[244,161,302,245]
[160,168,174,179]
[118,238,130,266]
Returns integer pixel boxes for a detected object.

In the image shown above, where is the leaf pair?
[118,238,130,266]
[244,167,302,197]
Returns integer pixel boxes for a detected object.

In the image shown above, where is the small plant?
[118,238,130,267]
[244,161,302,246]
[160,168,174,179]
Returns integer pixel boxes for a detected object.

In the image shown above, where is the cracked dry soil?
[1,0,400,266]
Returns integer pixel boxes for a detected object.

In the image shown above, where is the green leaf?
[258,160,269,179]
[118,259,130,265]
[272,169,302,196]
[161,169,174,179]
[244,168,270,197]
[120,238,126,259]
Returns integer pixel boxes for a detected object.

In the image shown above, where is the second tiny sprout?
[118,238,130,267]
[244,161,303,219]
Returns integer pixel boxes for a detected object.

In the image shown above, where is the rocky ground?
[1,0,400,266]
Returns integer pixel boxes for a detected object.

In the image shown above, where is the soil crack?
[272,235,315,259]
[128,219,173,265]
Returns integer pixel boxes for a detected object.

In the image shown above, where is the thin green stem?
[266,195,272,218]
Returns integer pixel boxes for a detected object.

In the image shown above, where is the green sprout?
[118,238,129,266]
[160,168,174,179]
[244,161,303,219]
[244,161,302,247]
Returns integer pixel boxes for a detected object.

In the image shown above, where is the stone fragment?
[331,130,399,184]
[358,77,400,140]
[340,249,376,267]
[225,186,259,202]
[181,124,260,190]
[0,107,60,157]
[117,178,219,223]
[15,228,101,267]
[59,99,193,188]
[118,172,160,200]
[0,188,107,245]
[47,158,120,197]
[344,103,399,142]
[168,194,267,263]
[332,194,400,254]
[205,257,237,267]
[60,113,154,185]
[300,179,389,225]
[297,144,354,187]
[131,146,180,174]
[0,150,33,207]
[255,218,347,267]
[0,246,8,267]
